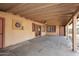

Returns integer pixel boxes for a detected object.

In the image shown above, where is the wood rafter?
[19,4,60,15]
[0,3,79,25]
[66,7,79,26]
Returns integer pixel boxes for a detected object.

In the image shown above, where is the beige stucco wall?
[0,11,46,47]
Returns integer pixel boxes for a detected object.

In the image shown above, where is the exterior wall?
[0,11,46,47]
[46,19,65,36]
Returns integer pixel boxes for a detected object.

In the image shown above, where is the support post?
[72,15,77,51]
[66,25,69,39]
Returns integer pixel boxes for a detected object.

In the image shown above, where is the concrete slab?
[0,36,79,56]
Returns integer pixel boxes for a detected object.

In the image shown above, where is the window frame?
[47,25,56,32]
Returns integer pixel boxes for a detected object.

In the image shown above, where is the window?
[47,25,56,32]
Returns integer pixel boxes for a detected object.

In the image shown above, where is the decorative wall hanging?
[12,19,23,30]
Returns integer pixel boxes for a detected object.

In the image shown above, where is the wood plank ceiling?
[0,3,79,25]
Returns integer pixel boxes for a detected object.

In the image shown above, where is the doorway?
[59,26,65,36]
[35,25,41,37]
[0,18,5,48]
[38,26,41,36]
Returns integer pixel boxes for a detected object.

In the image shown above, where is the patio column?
[72,15,77,51]
[66,25,69,39]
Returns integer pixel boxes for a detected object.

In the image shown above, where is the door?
[0,19,4,48]
[35,24,38,36]
[35,25,41,37]
[59,26,65,36]
[38,26,41,36]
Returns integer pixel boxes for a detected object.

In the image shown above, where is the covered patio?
[0,3,79,56]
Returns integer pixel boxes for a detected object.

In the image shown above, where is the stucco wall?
[0,11,46,47]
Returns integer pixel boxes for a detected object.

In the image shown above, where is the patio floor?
[0,36,79,56]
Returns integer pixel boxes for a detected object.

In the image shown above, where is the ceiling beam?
[25,17,45,24]
[69,7,79,21]
[66,7,79,26]
[25,12,72,19]
[22,9,75,17]
[7,4,25,13]
[31,19,45,24]
[4,4,19,12]
[24,13,71,22]
[21,4,77,16]
[19,4,60,15]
